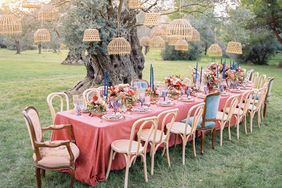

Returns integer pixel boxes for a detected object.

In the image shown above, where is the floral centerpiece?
[203,70,220,92]
[108,85,137,109]
[87,96,107,117]
[165,76,187,99]
[146,87,159,104]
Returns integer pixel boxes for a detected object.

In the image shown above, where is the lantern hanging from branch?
[207,43,222,57]
[226,41,242,55]
[0,14,22,35]
[37,4,58,22]
[34,28,51,43]
[187,27,200,42]
[83,29,100,42]
[108,37,131,55]
[168,19,192,38]
[128,0,142,9]
[149,36,165,48]
[143,13,161,27]
[140,36,150,47]
[175,39,189,51]
[22,0,41,9]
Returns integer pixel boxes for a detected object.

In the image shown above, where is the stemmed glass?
[161,88,168,102]
[73,95,84,116]
[139,91,146,107]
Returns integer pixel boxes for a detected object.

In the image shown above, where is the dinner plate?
[132,107,152,113]
[178,97,194,102]
[102,114,125,121]
[158,101,175,107]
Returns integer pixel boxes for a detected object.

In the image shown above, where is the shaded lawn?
[0,49,282,188]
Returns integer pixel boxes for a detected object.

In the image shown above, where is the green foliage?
[161,43,201,61]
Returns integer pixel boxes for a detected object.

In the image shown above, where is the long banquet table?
[52,92,245,186]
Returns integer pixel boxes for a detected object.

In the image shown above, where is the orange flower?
[92,95,98,102]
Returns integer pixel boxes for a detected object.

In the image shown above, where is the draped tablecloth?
[52,92,243,186]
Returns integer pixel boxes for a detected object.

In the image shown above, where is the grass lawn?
[0,49,282,188]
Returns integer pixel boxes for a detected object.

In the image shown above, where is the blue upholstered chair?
[182,92,220,154]
[131,79,149,90]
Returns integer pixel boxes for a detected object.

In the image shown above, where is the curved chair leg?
[236,118,240,140]
[220,126,223,146]
[166,142,171,167]
[192,134,196,157]
[106,149,114,180]
[228,121,231,141]
[124,158,130,188]
[244,116,247,134]
[35,167,41,188]
[212,129,216,149]
[258,110,261,128]
[141,154,148,182]
[182,139,187,165]
[41,169,45,178]
[150,147,155,176]
[250,113,254,133]
[263,102,267,118]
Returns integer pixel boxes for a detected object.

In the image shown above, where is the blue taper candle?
[152,65,154,90]
[200,66,203,84]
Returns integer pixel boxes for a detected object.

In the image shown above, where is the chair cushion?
[36,140,79,168]
[140,129,166,143]
[167,122,192,135]
[181,117,215,129]
[111,139,144,154]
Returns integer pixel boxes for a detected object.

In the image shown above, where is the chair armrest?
[42,124,72,131]
[34,141,75,164]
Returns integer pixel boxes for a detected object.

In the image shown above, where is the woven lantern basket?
[168,19,192,38]
[167,35,182,46]
[34,28,51,43]
[143,13,161,27]
[108,37,131,55]
[140,36,150,47]
[83,29,100,42]
[37,4,58,22]
[226,41,242,55]
[175,39,189,51]
[207,43,222,57]
[22,0,41,9]
[150,25,168,37]
[149,36,165,48]
[187,27,200,42]
[128,0,142,9]
[0,14,22,35]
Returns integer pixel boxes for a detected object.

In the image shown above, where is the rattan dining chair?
[82,88,100,105]
[167,103,204,165]
[251,72,259,87]
[47,92,70,123]
[22,106,79,188]
[217,94,240,146]
[139,108,178,175]
[257,74,267,88]
[106,116,158,188]
[182,92,220,155]
[244,69,254,82]
[244,87,267,133]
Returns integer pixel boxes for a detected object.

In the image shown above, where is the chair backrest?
[185,103,205,133]
[222,95,240,121]
[244,69,254,82]
[252,87,267,110]
[240,90,254,115]
[156,108,179,143]
[128,116,158,155]
[266,77,274,98]
[47,92,69,123]
[82,88,100,105]
[251,72,259,86]
[131,79,149,90]
[257,74,267,88]
[202,92,220,128]
[22,106,43,151]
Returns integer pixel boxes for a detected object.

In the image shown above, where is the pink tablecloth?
[52,93,242,186]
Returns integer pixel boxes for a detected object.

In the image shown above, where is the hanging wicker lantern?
[34,28,51,43]
[140,36,150,47]
[22,0,41,9]
[128,0,142,9]
[168,19,192,38]
[37,4,58,22]
[149,36,165,48]
[108,37,131,55]
[0,14,22,35]
[83,29,100,42]
[226,41,243,54]
[167,35,182,46]
[207,43,222,57]
[143,13,161,27]
[187,27,200,42]
[175,39,189,51]
[150,24,168,37]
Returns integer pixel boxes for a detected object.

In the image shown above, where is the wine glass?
[139,92,146,107]
[73,95,83,116]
